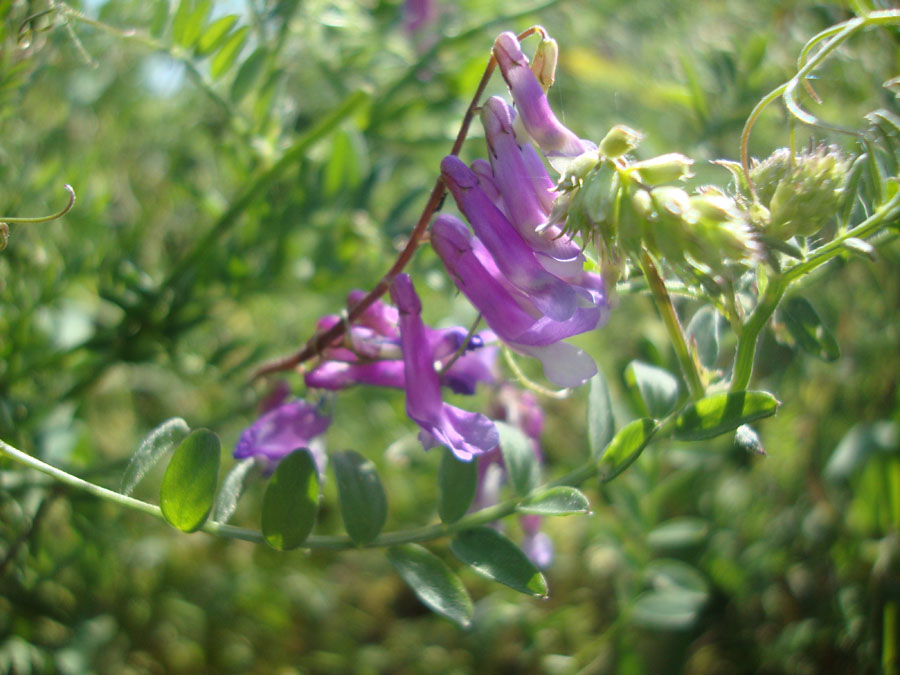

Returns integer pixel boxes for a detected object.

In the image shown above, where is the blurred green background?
[1,0,899,672]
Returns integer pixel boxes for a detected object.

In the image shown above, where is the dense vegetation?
[1,1,899,673]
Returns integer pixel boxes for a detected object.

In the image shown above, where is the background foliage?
[1,0,898,672]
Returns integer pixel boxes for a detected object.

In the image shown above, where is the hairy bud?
[750,145,848,239]
[530,37,558,92]
[631,153,695,185]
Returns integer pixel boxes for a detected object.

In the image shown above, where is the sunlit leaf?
[780,296,840,361]
[517,486,591,516]
[625,361,680,418]
[387,545,473,627]
[438,449,477,524]
[672,391,779,441]
[211,26,249,80]
[230,46,268,102]
[159,429,220,533]
[630,589,706,631]
[588,370,615,459]
[196,14,239,57]
[333,450,387,545]
[121,417,190,496]
[686,305,721,369]
[261,449,319,550]
[450,527,548,597]
[646,517,709,551]
[597,418,658,482]
[497,421,540,496]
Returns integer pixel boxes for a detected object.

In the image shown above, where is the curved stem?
[636,250,705,400]
[1,184,75,223]
[1,436,601,550]
[729,275,787,392]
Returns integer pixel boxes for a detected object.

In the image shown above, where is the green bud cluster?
[750,145,849,239]
[551,123,759,282]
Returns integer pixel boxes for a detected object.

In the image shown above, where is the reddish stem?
[252,27,543,381]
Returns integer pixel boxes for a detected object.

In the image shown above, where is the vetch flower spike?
[392,274,499,462]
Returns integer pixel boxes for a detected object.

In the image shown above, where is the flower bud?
[750,145,848,239]
[556,150,602,190]
[530,37,558,92]
[631,153,695,185]
[599,125,642,159]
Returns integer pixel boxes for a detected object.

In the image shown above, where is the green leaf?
[597,418,658,482]
[230,46,268,102]
[159,429,220,532]
[646,517,709,551]
[121,417,190,495]
[150,0,170,39]
[211,26,249,80]
[686,305,721,369]
[261,449,319,550]
[450,527,548,597]
[387,545,473,627]
[497,421,540,497]
[196,14,239,57]
[438,449,477,524]
[517,486,591,516]
[645,558,709,603]
[213,457,257,524]
[323,128,368,197]
[630,589,705,631]
[588,370,615,459]
[825,421,899,482]
[780,296,840,362]
[333,450,387,545]
[625,361,680,418]
[173,0,211,48]
[672,391,779,441]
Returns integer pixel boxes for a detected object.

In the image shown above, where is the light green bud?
[556,150,602,191]
[530,37,558,92]
[599,125,643,159]
[632,153,695,185]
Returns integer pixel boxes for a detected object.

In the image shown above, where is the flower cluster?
[233,32,609,563]
[432,32,610,389]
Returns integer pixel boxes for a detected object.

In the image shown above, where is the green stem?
[729,276,787,392]
[636,250,705,400]
[1,437,600,551]
[885,601,899,675]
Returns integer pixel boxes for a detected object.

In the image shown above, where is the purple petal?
[441,155,578,322]
[493,32,591,160]
[441,344,498,395]
[347,290,400,338]
[432,215,604,346]
[521,530,554,569]
[392,274,498,461]
[234,400,331,464]
[304,360,406,390]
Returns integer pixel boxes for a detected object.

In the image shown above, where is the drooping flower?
[492,31,595,168]
[431,213,600,387]
[303,291,495,395]
[391,273,499,462]
[234,399,331,474]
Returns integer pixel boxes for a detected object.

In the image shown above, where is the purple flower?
[304,290,495,394]
[234,399,331,474]
[391,273,498,462]
[492,32,594,166]
[431,214,601,387]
